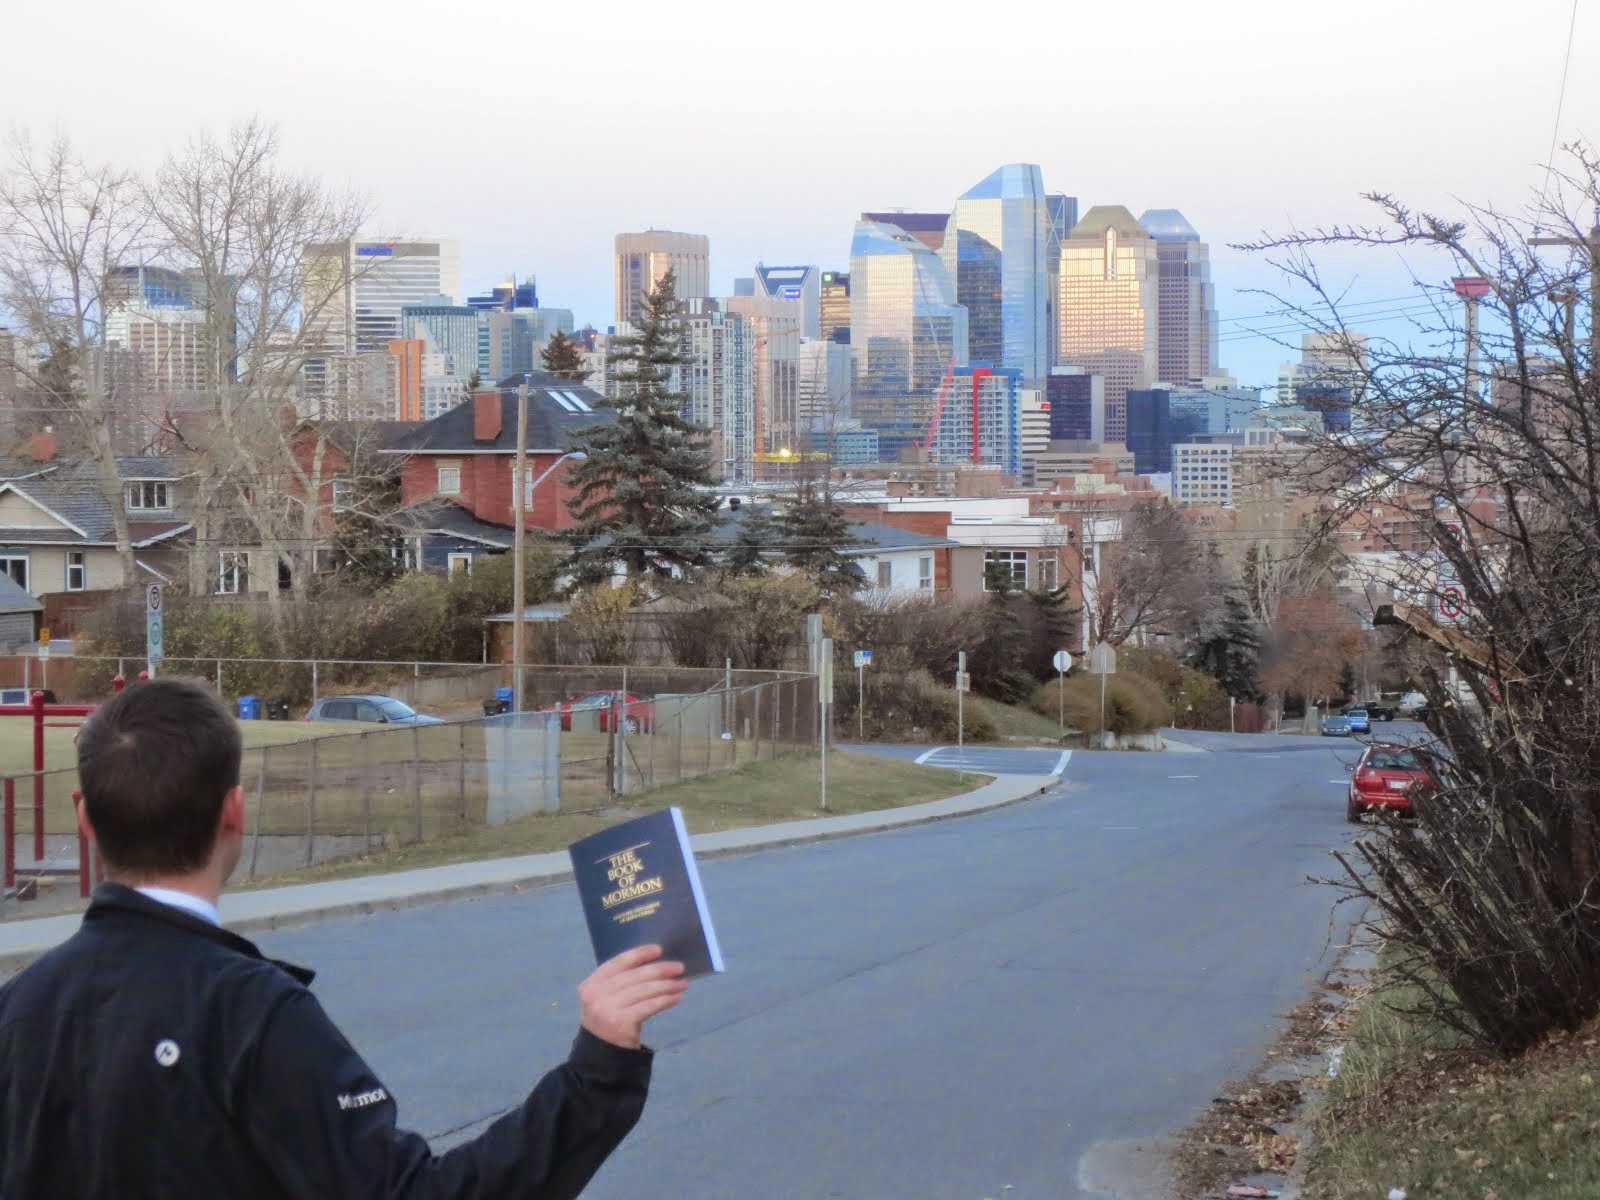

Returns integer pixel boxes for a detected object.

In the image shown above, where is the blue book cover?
[568,807,724,978]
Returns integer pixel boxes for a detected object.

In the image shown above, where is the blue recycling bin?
[495,686,514,705]
[237,695,261,721]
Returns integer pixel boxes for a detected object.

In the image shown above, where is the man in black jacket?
[0,678,688,1197]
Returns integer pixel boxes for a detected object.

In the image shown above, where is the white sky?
[5,0,1595,390]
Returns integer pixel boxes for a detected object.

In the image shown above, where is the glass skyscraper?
[941,164,1050,386]
[1056,207,1159,443]
[1138,209,1219,385]
[848,219,968,460]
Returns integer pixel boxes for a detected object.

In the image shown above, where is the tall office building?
[798,338,852,436]
[941,164,1050,384]
[1056,206,1159,442]
[819,271,851,344]
[1045,367,1106,443]
[725,294,801,458]
[614,230,710,324]
[678,299,756,482]
[1045,193,1080,369]
[305,239,462,355]
[486,308,576,383]
[1139,209,1219,385]
[848,219,968,460]
[860,212,948,252]
[754,265,822,339]
[402,300,480,382]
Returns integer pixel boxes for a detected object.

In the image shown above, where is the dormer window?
[127,481,170,511]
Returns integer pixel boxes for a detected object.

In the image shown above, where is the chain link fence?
[3,668,818,908]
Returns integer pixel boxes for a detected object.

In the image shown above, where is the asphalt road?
[256,734,1364,1199]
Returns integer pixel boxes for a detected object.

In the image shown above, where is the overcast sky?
[6,0,1594,390]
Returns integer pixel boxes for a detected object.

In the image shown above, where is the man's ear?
[219,785,246,837]
[74,789,94,845]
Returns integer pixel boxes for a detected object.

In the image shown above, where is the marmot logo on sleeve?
[336,1087,389,1111]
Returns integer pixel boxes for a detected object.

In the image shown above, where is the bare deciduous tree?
[1083,498,1221,648]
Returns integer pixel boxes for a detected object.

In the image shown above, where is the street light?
[512,386,586,712]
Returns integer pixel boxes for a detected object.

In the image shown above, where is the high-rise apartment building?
[819,271,851,344]
[848,219,968,461]
[305,239,462,355]
[942,164,1051,385]
[678,299,756,482]
[1139,209,1218,385]
[614,231,710,324]
[798,338,852,437]
[754,265,821,339]
[402,301,480,383]
[1056,206,1159,442]
[486,308,575,383]
[927,365,1023,475]
[725,294,801,458]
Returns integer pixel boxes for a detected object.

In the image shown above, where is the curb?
[0,772,1061,974]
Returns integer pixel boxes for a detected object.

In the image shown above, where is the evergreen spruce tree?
[539,329,586,380]
[970,562,1033,703]
[778,459,864,595]
[723,503,776,577]
[1185,589,1262,700]
[563,271,720,586]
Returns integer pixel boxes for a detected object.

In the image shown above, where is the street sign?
[818,637,834,701]
[955,673,972,693]
[37,626,49,660]
[1438,586,1467,624]
[146,583,165,666]
[1052,649,1072,674]
[1087,641,1117,675]
[853,649,872,669]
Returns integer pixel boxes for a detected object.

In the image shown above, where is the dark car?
[303,694,445,726]
[1347,743,1439,822]
[1349,701,1398,722]
[1322,714,1354,737]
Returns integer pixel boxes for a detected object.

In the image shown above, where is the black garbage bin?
[265,697,291,721]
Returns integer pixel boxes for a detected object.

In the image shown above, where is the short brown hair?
[77,678,243,875]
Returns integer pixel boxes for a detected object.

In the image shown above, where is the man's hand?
[578,945,688,1050]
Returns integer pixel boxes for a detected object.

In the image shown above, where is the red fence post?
[30,691,44,864]
[113,675,125,694]
[3,777,13,889]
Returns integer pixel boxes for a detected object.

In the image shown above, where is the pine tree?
[971,562,1033,703]
[1185,589,1262,700]
[778,460,864,595]
[540,329,586,380]
[723,503,776,577]
[563,272,721,586]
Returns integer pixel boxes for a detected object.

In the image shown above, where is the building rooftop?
[1068,205,1151,241]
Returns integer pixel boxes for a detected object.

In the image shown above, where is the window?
[918,556,933,590]
[65,551,86,592]
[876,560,892,590]
[314,548,339,574]
[983,550,1028,590]
[437,465,462,495]
[0,553,27,592]
[447,552,472,575]
[390,539,420,571]
[126,482,170,511]
[330,479,353,510]
[1039,554,1058,592]
[218,552,247,595]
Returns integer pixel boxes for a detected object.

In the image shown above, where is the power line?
[1545,0,1582,188]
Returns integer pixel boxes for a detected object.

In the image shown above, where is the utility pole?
[1530,213,1600,384]
[1452,276,1491,401]
[512,383,528,712]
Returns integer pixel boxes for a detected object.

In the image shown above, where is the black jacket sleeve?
[236,988,652,1200]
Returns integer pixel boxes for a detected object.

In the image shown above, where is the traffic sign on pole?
[146,583,164,671]
[1052,649,1072,674]
[1053,650,1072,737]
[1087,641,1117,675]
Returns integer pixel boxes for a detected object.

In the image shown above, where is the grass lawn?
[967,696,1070,743]
[243,749,986,888]
[1302,963,1600,1199]
[0,713,359,776]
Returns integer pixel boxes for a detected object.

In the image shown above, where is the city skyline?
[6,0,1589,396]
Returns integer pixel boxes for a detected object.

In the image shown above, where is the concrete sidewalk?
[0,771,1061,974]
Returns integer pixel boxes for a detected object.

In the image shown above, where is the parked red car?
[552,690,654,734]
[1347,743,1438,822]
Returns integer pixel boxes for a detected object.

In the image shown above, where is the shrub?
[1120,646,1231,730]
[831,669,997,744]
[1029,671,1171,736]
[566,581,639,665]
[825,593,984,679]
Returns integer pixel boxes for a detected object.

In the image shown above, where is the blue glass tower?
[942,165,1050,385]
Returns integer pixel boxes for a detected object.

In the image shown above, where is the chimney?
[28,427,55,463]
[472,390,503,442]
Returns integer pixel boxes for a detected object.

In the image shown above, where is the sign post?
[37,627,49,692]
[145,584,165,678]
[955,650,969,772]
[853,649,872,741]
[1087,641,1117,746]
[819,638,833,812]
[1052,649,1072,737]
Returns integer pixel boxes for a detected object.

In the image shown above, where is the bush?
[1028,671,1171,736]
[825,593,984,679]
[831,669,997,744]
[1120,647,1231,730]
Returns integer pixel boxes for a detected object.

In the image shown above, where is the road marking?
[914,746,948,765]
[1053,750,1072,775]
[1329,779,1351,785]
[1169,774,1200,780]
[1259,754,1281,758]
[1102,825,1140,831]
